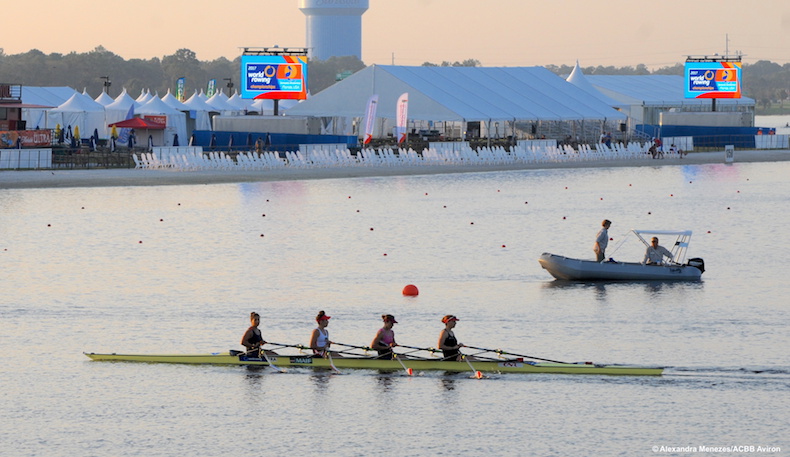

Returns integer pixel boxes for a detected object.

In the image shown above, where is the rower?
[438,315,464,361]
[371,314,398,359]
[241,312,267,358]
[309,310,333,357]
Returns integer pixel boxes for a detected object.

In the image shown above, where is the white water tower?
[298,0,369,61]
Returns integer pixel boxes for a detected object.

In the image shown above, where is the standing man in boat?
[644,237,673,265]
[594,219,612,262]
[371,314,398,359]
[309,310,332,357]
[241,312,267,357]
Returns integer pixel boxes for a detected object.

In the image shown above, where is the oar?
[267,342,308,351]
[334,342,373,352]
[463,355,483,379]
[327,351,342,375]
[464,345,568,364]
[397,344,440,355]
[260,345,285,373]
[393,353,413,376]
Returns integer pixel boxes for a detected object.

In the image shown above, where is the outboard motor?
[687,257,705,273]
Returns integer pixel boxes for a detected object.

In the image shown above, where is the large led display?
[684,61,742,99]
[240,55,309,100]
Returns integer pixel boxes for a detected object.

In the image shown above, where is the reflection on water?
[541,278,705,300]
[309,371,333,392]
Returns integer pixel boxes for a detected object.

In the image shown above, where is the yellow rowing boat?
[84,352,663,376]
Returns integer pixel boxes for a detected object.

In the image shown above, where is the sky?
[3,0,789,69]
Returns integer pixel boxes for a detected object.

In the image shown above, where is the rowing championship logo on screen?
[684,62,741,99]
[241,55,308,100]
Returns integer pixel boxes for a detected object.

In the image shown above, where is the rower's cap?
[442,315,459,323]
[382,314,398,324]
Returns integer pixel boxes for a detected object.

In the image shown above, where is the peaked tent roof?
[50,92,105,113]
[585,75,755,107]
[161,89,190,111]
[95,91,115,106]
[286,65,625,122]
[183,90,218,112]
[565,61,626,108]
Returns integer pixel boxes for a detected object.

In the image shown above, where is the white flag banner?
[396,92,408,144]
[362,94,378,144]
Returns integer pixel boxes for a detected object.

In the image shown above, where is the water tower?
[298,0,369,61]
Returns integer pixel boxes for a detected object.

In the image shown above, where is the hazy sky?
[4,0,788,68]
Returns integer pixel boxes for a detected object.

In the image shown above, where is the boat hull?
[84,352,663,376]
[539,252,702,281]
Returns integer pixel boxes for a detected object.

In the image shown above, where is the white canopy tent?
[104,89,141,135]
[47,93,107,139]
[161,89,190,111]
[94,91,115,106]
[205,90,240,114]
[135,96,187,147]
[227,91,252,111]
[21,86,77,131]
[182,90,216,131]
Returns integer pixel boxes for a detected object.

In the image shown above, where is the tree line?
[0,47,787,112]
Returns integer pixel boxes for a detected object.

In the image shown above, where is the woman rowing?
[309,310,333,357]
[371,314,398,359]
[438,315,464,361]
[241,312,267,358]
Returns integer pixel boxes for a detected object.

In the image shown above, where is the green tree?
[162,49,205,95]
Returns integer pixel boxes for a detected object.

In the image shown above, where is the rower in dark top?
[241,312,266,357]
[438,315,464,361]
[371,314,398,359]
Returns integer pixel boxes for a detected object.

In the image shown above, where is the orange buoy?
[402,284,419,296]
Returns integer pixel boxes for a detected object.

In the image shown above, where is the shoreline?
[2,149,789,189]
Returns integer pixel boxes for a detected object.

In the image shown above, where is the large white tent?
[286,65,626,122]
[21,86,77,130]
[135,96,187,146]
[182,90,216,131]
[104,89,140,135]
[47,93,106,139]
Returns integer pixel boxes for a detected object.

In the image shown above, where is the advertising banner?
[241,55,309,100]
[0,130,52,148]
[362,94,378,144]
[684,61,742,99]
[176,77,185,101]
[396,93,408,143]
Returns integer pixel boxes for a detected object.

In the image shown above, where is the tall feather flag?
[396,92,409,144]
[362,94,379,145]
[116,104,135,145]
[176,77,186,102]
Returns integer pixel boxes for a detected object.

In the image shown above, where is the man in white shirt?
[644,237,673,265]
[593,219,611,262]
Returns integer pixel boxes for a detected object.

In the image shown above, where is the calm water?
[2,160,788,456]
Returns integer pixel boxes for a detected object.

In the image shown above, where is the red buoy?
[402,284,419,296]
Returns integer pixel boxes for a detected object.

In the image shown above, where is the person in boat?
[309,310,333,357]
[593,219,612,262]
[241,312,267,357]
[371,314,398,360]
[644,237,673,265]
[438,315,464,361]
